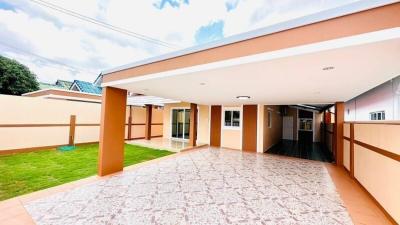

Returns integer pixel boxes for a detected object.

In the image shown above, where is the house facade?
[99,1,400,153]
[95,2,400,223]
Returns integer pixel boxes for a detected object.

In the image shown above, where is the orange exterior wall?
[104,3,400,83]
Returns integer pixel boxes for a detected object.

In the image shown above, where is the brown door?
[242,105,257,152]
[210,105,221,147]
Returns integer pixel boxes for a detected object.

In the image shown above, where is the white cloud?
[0,0,360,84]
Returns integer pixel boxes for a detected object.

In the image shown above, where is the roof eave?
[102,0,398,76]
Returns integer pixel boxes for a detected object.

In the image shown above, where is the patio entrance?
[171,108,190,140]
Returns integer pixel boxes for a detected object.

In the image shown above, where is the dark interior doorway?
[267,140,334,162]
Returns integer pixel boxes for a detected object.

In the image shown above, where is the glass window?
[232,111,240,127]
[370,111,385,121]
[224,109,240,128]
[224,111,232,126]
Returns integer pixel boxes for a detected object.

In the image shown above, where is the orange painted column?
[98,87,127,176]
[145,105,152,140]
[210,105,222,147]
[350,123,355,178]
[127,106,132,140]
[189,103,198,147]
[335,102,344,166]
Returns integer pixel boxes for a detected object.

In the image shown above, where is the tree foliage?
[0,55,39,95]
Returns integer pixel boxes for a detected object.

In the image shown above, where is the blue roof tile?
[71,80,102,94]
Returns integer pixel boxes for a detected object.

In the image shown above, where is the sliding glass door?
[171,109,191,140]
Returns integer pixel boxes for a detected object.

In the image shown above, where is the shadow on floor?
[266,140,334,163]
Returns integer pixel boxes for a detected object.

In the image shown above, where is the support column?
[189,103,198,147]
[335,102,344,166]
[256,105,265,153]
[350,123,355,178]
[98,87,127,176]
[145,104,152,140]
[127,106,132,140]
[69,115,76,146]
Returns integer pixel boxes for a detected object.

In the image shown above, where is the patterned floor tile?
[24,147,353,225]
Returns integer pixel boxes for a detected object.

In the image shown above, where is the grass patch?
[0,144,173,201]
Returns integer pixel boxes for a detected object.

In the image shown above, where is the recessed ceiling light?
[236,96,250,100]
[322,66,335,71]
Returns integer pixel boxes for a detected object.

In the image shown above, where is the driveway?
[24,147,352,225]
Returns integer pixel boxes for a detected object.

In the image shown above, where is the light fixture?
[236,96,250,100]
[199,82,206,86]
[322,66,335,71]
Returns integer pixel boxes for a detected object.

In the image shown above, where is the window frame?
[369,111,385,121]
[222,107,241,130]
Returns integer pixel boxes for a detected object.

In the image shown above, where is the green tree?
[0,55,39,95]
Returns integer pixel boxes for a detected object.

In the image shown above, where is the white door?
[282,116,294,140]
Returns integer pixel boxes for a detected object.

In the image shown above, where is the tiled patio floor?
[23,147,353,225]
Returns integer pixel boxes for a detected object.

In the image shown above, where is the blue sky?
[0,0,360,83]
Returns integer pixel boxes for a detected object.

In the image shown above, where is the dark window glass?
[225,111,232,126]
[232,111,240,127]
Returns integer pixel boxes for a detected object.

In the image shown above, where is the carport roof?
[101,1,400,105]
[102,0,398,77]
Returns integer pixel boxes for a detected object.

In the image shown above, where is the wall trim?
[354,140,400,162]
[0,123,163,127]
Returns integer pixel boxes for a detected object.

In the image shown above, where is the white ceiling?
[111,30,400,106]
[127,95,179,106]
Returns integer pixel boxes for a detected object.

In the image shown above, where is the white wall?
[345,76,400,121]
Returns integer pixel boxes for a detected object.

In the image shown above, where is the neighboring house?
[70,80,102,94]
[55,80,73,89]
[345,75,400,121]
[24,79,102,103]
[93,73,103,87]
[39,79,72,90]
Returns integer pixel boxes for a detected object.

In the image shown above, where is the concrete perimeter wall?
[0,94,163,153]
[343,122,400,224]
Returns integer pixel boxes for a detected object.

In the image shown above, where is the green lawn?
[0,144,173,201]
